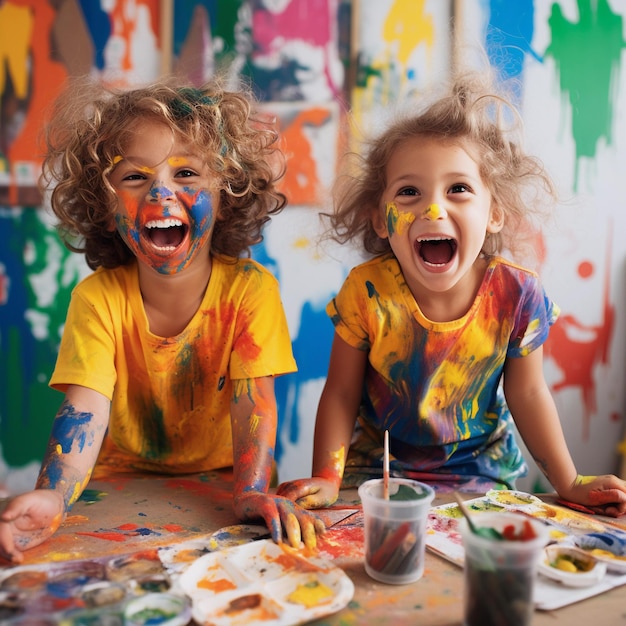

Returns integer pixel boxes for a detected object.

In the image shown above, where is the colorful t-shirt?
[327,253,559,489]
[50,256,297,476]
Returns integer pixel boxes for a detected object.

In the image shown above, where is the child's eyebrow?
[111,157,156,175]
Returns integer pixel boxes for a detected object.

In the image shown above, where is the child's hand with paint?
[233,490,326,549]
[559,474,626,517]
[0,490,65,564]
[276,477,341,510]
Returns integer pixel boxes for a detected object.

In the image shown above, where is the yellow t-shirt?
[50,256,297,475]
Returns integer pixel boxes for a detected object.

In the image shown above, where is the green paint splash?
[545,0,625,191]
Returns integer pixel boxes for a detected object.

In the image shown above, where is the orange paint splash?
[278,107,332,205]
[197,577,237,592]
[2,0,68,203]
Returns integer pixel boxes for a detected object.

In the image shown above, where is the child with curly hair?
[278,70,626,516]
[0,78,323,563]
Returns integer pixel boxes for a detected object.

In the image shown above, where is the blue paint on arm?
[51,402,96,454]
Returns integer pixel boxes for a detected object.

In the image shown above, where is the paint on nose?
[423,204,443,220]
[149,183,173,202]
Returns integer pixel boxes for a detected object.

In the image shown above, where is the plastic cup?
[358,478,435,584]
[459,511,549,626]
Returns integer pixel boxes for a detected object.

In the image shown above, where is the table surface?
[1,470,625,625]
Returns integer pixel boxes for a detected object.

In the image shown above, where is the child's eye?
[450,183,470,194]
[122,172,146,182]
[398,187,418,197]
[176,169,199,178]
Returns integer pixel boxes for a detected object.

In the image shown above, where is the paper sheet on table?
[425,496,626,611]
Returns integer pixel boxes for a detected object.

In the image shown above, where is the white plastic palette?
[485,489,543,510]
[177,539,354,625]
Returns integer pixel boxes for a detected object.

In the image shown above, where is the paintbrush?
[383,430,390,500]
[454,491,501,539]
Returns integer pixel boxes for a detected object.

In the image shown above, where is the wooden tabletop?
[1,470,624,625]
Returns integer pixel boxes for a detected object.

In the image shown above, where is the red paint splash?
[578,260,594,278]
[163,524,184,533]
[317,525,364,560]
[75,531,128,542]
[544,238,615,439]
[164,478,233,503]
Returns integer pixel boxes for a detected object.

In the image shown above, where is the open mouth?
[416,237,458,266]
[144,218,188,251]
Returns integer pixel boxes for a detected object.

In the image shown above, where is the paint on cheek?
[385,202,415,236]
[187,189,214,241]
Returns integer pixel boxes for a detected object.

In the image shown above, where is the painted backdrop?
[1,0,625,494]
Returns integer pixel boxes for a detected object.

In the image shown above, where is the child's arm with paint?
[504,348,626,517]
[230,376,325,549]
[277,334,367,508]
[0,385,110,563]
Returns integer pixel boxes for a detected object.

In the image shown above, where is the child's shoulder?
[348,252,398,276]
[73,264,137,294]
[489,255,540,281]
[213,255,279,285]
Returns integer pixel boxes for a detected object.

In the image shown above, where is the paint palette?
[177,538,354,625]
[538,545,607,587]
[0,549,190,624]
[485,489,542,510]
[573,530,626,573]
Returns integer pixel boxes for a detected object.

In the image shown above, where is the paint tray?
[176,538,354,625]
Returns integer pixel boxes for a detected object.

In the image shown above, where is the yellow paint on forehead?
[385,202,415,235]
[167,156,190,167]
[111,155,155,174]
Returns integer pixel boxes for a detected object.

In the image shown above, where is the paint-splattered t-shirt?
[50,256,296,475]
[327,253,559,489]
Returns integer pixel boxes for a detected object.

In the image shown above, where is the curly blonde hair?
[328,70,556,261]
[39,77,286,270]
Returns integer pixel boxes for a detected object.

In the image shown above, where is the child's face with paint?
[108,119,219,275]
[375,136,503,299]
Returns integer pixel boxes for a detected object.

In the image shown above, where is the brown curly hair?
[39,76,287,270]
[327,69,557,262]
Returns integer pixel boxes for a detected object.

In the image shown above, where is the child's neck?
[412,259,487,323]
[137,256,212,338]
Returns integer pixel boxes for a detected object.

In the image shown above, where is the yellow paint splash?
[329,445,345,475]
[287,579,334,608]
[167,156,189,167]
[423,203,442,220]
[68,469,93,508]
[575,475,595,486]
[385,202,415,235]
